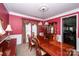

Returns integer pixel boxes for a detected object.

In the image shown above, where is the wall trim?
[77,38,79,51]
[9,8,79,21]
[0,34,22,45]
[61,14,78,50]
[0,36,9,44]
[9,11,43,21]
[45,8,79,21]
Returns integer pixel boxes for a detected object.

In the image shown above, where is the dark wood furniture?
[62,16,76,49]
[37,36,74,56]
[28,35,36,51]
[0,39,16,56]
[38,36,61,56]
[34,37,46,56]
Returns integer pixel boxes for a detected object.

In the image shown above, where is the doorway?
[62,15,77,49]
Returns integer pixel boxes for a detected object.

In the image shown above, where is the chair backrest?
[67,49,73,56]
[34,38,39,48]
[34,38,41,56]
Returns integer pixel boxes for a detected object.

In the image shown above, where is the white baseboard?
[76,38,79,51]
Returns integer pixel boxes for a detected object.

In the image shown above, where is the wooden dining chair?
[63,49,74,56]
[34,38,46,56]
[28,35,35,51]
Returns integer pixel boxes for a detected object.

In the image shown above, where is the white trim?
[45,8,79,21]
[60,17,63,55]
[61,14,78,51]
[9,8,79,21]
[0,36,9,44]
[60,17,63,42]
[77,38,79,51]
[76,14,78,51]
[9,11,43,21]
[0,34,22,45]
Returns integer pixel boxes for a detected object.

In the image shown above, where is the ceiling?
[4,3,79,19]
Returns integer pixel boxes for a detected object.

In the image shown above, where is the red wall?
[9,14,43,35]
[47,12,79,37]
[9,12,79,37]
[9,14,23,34]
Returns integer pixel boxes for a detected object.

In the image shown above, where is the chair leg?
[30,46,32,51]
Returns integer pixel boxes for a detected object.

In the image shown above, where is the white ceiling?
[4,3,79,19]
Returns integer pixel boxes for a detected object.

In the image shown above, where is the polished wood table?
[40,43,62,56]
[38,37,61,56]
[37,36,74,56]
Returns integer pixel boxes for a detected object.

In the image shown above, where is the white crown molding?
[9,11,44,21]
[9,8,79,21]
[45,8,79,21]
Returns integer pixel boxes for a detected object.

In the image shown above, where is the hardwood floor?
[16,43,36,56]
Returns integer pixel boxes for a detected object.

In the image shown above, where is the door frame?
[61,14,78,51]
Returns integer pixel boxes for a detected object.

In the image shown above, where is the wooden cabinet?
[0,39,16,56]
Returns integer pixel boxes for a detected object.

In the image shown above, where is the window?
[32,24,37,37]
[25,23,37,42]
[25,23,31,42]
[51,26,54,33]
